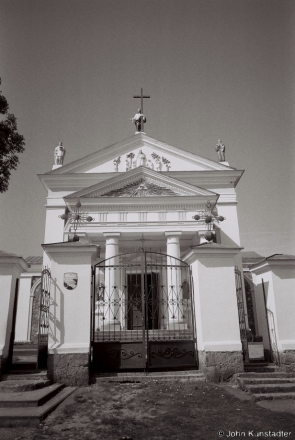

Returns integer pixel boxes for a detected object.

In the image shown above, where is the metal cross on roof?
[192,200,226,242]
[59,200,94,241]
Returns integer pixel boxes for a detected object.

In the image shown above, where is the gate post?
[183,244,244,381]
[42,242,99,386]
[0,253,28,377]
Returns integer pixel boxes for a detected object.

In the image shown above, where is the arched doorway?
[91,250,197,371]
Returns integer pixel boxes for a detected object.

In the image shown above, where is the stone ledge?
[48,353,89,386]
[198,350,244,382]
[281,350,295,373]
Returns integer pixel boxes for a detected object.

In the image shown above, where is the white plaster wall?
[44,207,65,244]
[14,275,32,342]
[0,266,20,359]
[191,257,242,352]
[43,207,66,268]
[218,204,241,247]
[0,271,13,358]
[271,269,295,350]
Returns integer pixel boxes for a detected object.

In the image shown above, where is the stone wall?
[198,350,244,382]
[48,353,90,386]
[281,350,295,373]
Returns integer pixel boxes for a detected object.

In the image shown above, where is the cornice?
[38,170,244,194]
[64,199,216,211]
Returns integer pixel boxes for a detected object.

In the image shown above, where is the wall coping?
[182,243,243,264]
[0,255,29,273]
[42,242,99,259]
[250,258,295,274]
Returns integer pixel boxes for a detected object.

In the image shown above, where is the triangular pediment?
[64,167,217,202]
[47,133,235,175]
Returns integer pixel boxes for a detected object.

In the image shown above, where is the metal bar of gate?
[141,250,147,368]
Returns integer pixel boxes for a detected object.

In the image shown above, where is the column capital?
[165,231,182,237]
[103,232,121,238]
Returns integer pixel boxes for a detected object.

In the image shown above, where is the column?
[165,232,187,330]
[101,233,121,330]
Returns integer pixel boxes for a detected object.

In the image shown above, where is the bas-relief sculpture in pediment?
[99,178,179,197]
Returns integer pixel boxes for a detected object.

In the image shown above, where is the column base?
[168,321,188,330]
[198,350,244,382]
[48,353,90,386]
[100,321,121,331]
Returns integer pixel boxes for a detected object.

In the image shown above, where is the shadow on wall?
[49,277,65,349]
[219,229,240,248]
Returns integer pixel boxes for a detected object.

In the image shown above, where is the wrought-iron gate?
[37,268,51,369]
[262,279,280,365]
[235,267,248,358]
[91,251,197,371]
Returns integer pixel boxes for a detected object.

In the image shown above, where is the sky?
[0,0,294,258]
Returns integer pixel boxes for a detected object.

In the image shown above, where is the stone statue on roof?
[215,140,225,162]
[131,108,146,133]
[54,142,66,166]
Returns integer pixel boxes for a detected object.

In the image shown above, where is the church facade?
[1,131,295,385]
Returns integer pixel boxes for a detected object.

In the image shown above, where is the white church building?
[1,124,295,385]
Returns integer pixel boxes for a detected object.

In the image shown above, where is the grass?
[1,380,295,440]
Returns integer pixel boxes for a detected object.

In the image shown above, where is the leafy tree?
[0,79,25,192]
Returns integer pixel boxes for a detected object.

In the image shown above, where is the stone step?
[237,372,293,379]
[93,372,205,383]
[0,387,76,427]
[245,383,295,394]
[239,377,295,386]
[0,383,64,407]
[13,347,38,353]
[0,379,51,392]
[96,369,200,377]
[10,363,37,370]
[244,366,281,373]
[2,370,47,381]
[253,392,295,401]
